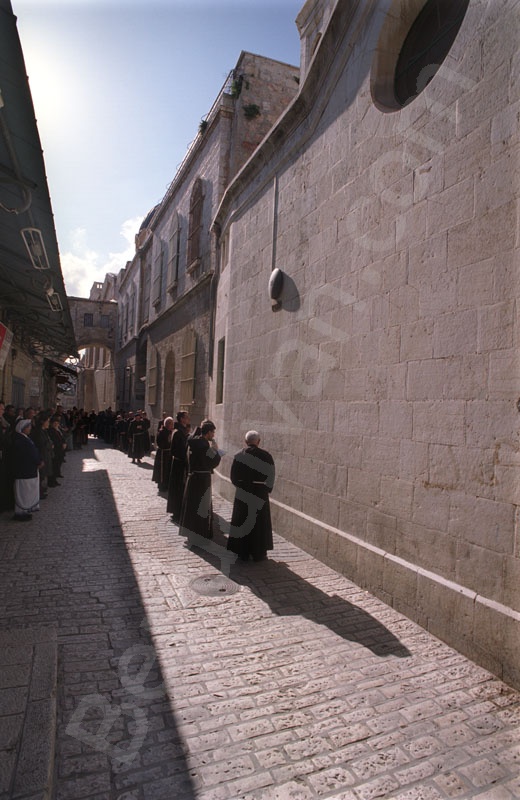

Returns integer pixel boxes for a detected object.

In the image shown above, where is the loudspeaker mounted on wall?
[269,267,284,309]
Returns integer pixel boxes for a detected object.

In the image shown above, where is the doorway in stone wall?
[162,351,175,417]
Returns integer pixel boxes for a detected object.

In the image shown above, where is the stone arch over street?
[68,298,117,409]
[68,297,117,352]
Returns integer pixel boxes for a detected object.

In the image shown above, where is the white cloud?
[60,217,141,297]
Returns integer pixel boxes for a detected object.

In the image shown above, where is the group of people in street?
[0,401,72,521]
[1,397,277,560]
[152,411,276,562]
[93,408,153,460]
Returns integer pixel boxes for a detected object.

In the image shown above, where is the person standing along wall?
[226,430,275,562]
[152,416,174,492]
[166,411,191,523]
[12,419,43,521]
[179,419,221,542]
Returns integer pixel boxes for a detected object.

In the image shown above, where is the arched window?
[394,0,470,107]
[187,178,203,271]
[371,0,470,112]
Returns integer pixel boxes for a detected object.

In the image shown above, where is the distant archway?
[163,351,175,416]
[68,297,117,351]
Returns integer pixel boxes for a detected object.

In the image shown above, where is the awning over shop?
[0,0,78,358]
[44,357,78,386]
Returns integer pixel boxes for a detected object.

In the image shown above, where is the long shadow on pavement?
[192,514,411,660]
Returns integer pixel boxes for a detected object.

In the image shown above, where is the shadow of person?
[193,514,411,660]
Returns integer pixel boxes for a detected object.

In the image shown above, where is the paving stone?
[0,713,23,751]
[13,697,55,796]
[351,746,411,779]
[306,765,356,793]
[0,748,17,794]
[0,664,31,689]
[433,771,473,798]
[258,781,315,799]
[0,686,28,716]
[458,757,509,789]
[31,640,58,701]
[387,787,444,800]
[352,774,400,799]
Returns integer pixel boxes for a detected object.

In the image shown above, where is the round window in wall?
[371,0,470,112]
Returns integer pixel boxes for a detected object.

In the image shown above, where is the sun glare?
[17,28,87,137]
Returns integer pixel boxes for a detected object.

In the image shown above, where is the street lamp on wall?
[21,228,50,270]
[45,287,63,312]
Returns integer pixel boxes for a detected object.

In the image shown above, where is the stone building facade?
[212,0,520,686]
[115,51,299,427]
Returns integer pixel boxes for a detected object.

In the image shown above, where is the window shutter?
[141,260,151,325]
[148,346,158,406]
[187,178,203,270]
[216,337,225,404]
[180,328,197,406]
[167,214,180,292]
[151,249,163,307]
[129,292,135,332]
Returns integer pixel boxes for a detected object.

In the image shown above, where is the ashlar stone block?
[433,308,478,358]
[412,484,451,532]
[413,400,465,445]
[449,492,515,554]
[380,476,414,520]
[426,176,474,236]
[400,319,434,362]
[448,200,517,270]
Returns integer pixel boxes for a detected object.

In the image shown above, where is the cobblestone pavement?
[0,438,519,800]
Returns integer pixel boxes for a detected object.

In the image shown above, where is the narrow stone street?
[0,438,519,800]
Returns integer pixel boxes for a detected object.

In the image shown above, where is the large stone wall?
[213,0,520,686]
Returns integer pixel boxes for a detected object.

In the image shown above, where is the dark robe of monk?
[226,445,275,561]
[0,418,14,511]
[166,423,190,521]
[48,424,66,478]
[152,426,172,491]
[128,418,147,461]
[179,436,221,540]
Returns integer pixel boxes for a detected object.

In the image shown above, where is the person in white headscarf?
[12,419,43,521]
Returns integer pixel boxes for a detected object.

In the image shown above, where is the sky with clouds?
[12,0,303,297]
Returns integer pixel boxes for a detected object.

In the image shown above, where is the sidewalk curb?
[0,628,57,799]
